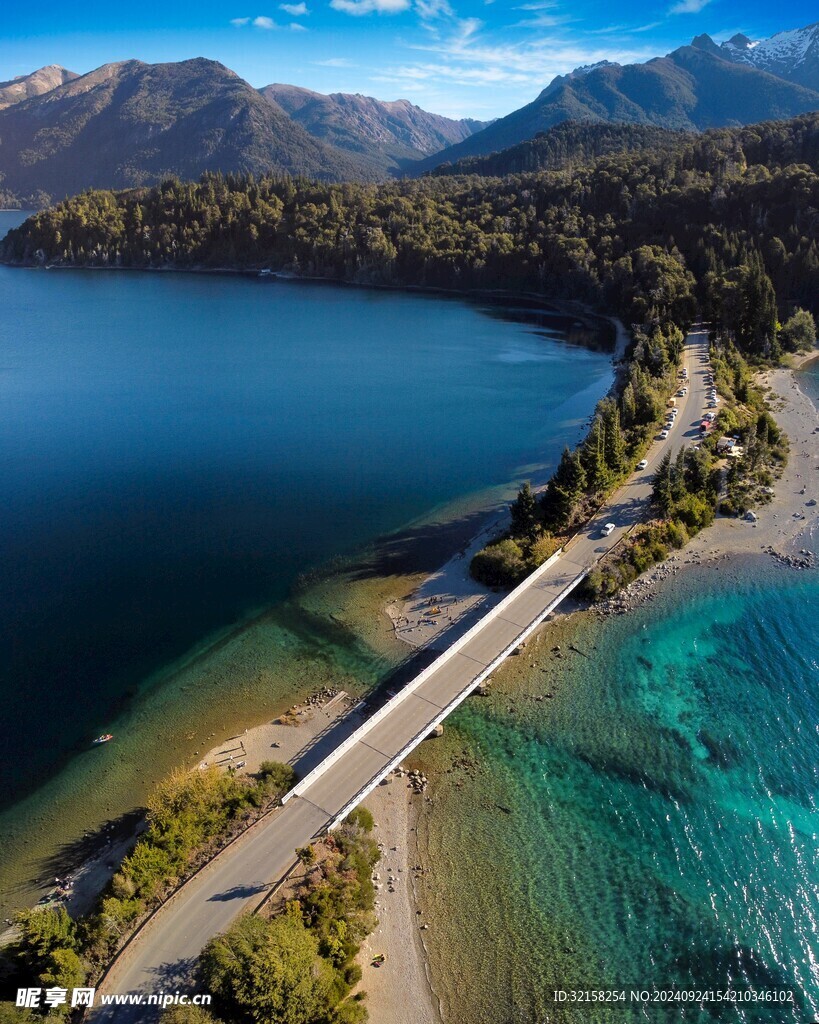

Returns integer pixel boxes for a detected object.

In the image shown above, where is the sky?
[0,1,816,119]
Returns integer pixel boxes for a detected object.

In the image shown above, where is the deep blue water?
[0,210,613,812]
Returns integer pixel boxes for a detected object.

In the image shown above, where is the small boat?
[92,734,114,745]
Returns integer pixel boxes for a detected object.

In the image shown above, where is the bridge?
[92,329,709,1018]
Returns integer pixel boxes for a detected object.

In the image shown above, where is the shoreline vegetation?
[472,321,795,598]
[1,754,383,1024]
[2,764,296,1009]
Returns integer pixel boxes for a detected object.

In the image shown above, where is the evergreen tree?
[581,419,610,493]
[738,253,779,358]
[671,448,687,503]
[541,448,587,529]
[652,451,674,516]
[684,446,712,496]
[599,399,627,473]
[509,482,540,541]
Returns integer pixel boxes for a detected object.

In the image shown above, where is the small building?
[716,435,734,453]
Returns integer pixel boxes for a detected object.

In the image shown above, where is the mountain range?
[261,84,487,176]
[0,64,78,111]
[0,59,381,206]
[0,20,817,204]
[717,24,819,92]
[420,22,819,172]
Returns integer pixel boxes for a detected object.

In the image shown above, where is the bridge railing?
[326,567,589,829]
[283,546,566,805]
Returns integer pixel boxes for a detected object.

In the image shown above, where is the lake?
[0,210,614,912]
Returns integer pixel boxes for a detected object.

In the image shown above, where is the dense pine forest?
[4,114,818,347]
[427,121,691,177]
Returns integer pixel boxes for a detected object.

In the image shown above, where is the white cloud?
[232,13,281,26]
[330,0,410,15]
[415,0,454,20]
[290,22,309,29]
[376,22,656,94]
[668,0,710,13]
[313,56,358,66]
[280,1,308,13]
[514,12,571,28]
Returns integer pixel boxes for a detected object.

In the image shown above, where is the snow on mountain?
[567,60,620,78]
[719,22,819,92]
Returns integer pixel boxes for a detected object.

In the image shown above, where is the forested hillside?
[428,122,690,177]
[6,113,817,352]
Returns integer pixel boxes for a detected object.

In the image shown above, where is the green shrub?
[529,533,560,567]
[161,1007,221,1024]
[470,538,527,587]
[257,761,298,793]
[345,806,374,833]
[202,915,333,1024]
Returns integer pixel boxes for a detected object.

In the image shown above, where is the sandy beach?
[356,778,441,1024]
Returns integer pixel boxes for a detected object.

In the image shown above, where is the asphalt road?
[91,329,710,1020]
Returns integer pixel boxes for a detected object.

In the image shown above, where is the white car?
[601,522,616,537]
[636,459,648,470]
[660,429,669,440]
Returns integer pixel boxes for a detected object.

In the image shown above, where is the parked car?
[601,522,616,537]
[660,429,669,439]
[637,459,648,470]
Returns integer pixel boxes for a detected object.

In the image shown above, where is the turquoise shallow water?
[418,558,819,1023]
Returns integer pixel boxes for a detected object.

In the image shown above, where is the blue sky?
[1,0,815,119]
